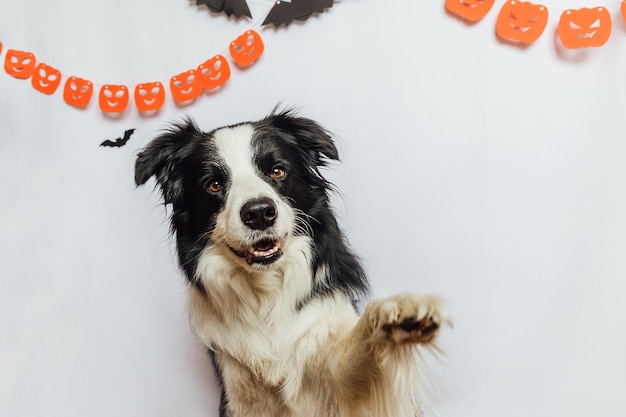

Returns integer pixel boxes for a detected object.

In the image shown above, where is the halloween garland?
[4,0,620,119]
[0,0,323,117]
[0,0,337,117]
[0,24,265,116]
[0,29,264,113]
[446,0,626,48]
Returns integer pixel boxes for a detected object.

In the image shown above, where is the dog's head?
[135,110,339,282]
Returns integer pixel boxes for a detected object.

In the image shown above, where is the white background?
[1,1,625,416]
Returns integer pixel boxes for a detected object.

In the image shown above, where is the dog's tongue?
[244,239,283,265]
[253,240,275,252]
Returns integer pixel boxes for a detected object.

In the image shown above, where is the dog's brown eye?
[208,180,223,193]
[270,166,286,180]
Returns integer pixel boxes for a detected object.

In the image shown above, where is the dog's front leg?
[328,293,448,416]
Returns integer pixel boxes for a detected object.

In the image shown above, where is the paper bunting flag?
[5,49,37,79]
[446,1,625,50]
[496,1,548,45]
[196,0,252,19]
[262,0,335,27]
[2,28,266,115]
[170,69,203,103]
[558,7,612,49]
[0,1,274,117]
[229,30,264,67]
[31,63,61,95]
[445,0,495,22]
[198,55,231,90]
[63,76,94,108]
[99,84,130,113]
[134,82,165,112]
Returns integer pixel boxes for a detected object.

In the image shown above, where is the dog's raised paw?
[366,293,449,345]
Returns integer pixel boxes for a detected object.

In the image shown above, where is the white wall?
[1,1,625,416]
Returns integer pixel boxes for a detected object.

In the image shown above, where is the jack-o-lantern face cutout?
[496,1,548,44]
[134,82,165,112]
[99,84,129,113]
[170,70,203,103]
[198,55,231,90]
[558,7,612,49]
[445,0,495,22]
[31,63,62,95]
[63,76,94,108]
[5,49,37,79]
[229,30,264,67]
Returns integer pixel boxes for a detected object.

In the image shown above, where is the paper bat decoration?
[262,0,335,27]
[193,0,335,26]
[99,129,136,148]
[196,0,252,19]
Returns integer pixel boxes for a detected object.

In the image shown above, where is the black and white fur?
[135,110,448,417]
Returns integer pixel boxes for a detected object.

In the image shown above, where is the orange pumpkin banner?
[5,49,37,79]
[230,30,264,67]
[134,82,166,112]
[31,63,62,95]
[198,54,231,90]
[496,1,548,45]
[64,76,94,108]
[170,69,204,104]
[3,0,626,119]
[557,7,612,49]
[1,27,266,117]
[445,0,496,22]
[99,84,130,113]
[446,1,624,50]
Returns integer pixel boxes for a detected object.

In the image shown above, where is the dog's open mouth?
[230,239,284,265]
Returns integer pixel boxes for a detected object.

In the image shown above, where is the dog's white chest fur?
[190,235,361,416]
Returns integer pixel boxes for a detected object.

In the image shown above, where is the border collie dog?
[135,110,448,417]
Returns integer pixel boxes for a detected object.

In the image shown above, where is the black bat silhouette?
[262,0,334,27]
[196,0,251,19]
[100,129,136,148]
[193,0,334,26]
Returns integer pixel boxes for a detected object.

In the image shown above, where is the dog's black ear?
[134,117,200,204]
[266,110,339,165]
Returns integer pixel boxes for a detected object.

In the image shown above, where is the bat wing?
[122,128,136,141]
[263,0,335,27]
[100,139,120,147]
[197,0,252,19]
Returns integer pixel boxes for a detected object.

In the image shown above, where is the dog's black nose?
[240,197,277,230]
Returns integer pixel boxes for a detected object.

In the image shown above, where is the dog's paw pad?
[399,317,438,333]
[367,293,448,345]
[384,315,440,344]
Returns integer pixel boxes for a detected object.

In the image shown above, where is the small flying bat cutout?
[100,129,136,148]
[262,0,335,27]
[196,0,252,19]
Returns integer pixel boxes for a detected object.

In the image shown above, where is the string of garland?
[8,0,618,117]
[0,0,274,117]
[446,0,626,48]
